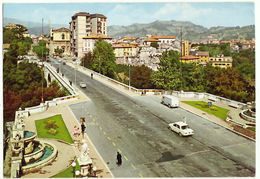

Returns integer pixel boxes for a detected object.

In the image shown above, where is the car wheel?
[178,132,182,136]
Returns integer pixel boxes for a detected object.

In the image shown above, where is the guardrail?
[44,62,76,95]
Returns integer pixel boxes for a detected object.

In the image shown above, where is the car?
[80,82,87,88]
[168,121,194,136]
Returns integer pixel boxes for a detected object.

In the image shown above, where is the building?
[70,12,107,58]
[151,35,176,45]
[179,56,200,64]
[82,34,112,54]
[49,27,71,56]
[22,30,30,38]
[193,51,210,64]
[209,56,233,69]
[112,43,139,58]
[143,38,160,46]
[182,40,191,56]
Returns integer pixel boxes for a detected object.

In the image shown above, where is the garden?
[35,114,73,144]
[182,101,229,120]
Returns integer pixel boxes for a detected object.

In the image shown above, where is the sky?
[2,1,255,28]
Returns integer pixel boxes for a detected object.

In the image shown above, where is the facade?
[179,56,199,64]
[144,38,160,46]
[194,51,210,64]
[113,43,139,58]
[49,27,70,56]
[152,35,176,45]
[82,34,112,54]
[182,40,191,56]
[70,12,107,58]
[209,56,233,69]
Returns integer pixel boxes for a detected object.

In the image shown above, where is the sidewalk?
[23,89,113,178]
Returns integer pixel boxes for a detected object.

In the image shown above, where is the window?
[62,33,65,39]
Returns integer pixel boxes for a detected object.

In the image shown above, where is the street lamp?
[74,66,77,86]
[128,57,131,91]
[93,166,97,177]
[99,56,101,74]
[75,170,80,178]
[71,161,76,177]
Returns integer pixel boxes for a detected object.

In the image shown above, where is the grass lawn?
[52,160,80,178]
[182,101,229,120]
[35,114,73,144]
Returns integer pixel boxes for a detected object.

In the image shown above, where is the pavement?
[23,89,113,178]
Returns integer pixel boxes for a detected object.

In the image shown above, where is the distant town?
[4,12,255,71]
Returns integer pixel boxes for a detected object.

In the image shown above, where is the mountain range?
[3,17,255,41]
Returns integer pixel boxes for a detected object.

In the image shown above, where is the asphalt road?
[49,58,255,177]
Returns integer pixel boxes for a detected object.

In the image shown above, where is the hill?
[107,20,255,41]
[3,18,254,41]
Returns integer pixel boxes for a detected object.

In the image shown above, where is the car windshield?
[181,125,188,130]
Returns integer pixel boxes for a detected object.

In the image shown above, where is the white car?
[168,121,194,136]
[80,82,87,88]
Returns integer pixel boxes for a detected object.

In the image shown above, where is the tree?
[81,52,93,68]
[91,39,116,78]
[55,48,63,55]
[131,65,154,89]
[151,50,181,90]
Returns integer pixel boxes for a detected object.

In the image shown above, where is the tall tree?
[151,50,181,90]
[131,65,154,89]
[81,52,93,68]
[91,39,116,78]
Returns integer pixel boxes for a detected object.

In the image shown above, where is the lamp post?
[74,66,77,86]
[93,166,97,177]
[75,170,80,178]
[99,56,101,74]
[128,57,131,91]
[71,161,76,177]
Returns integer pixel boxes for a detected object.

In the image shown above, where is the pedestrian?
[116,152,122,166]
[81,121,86,138]
[91,73,93,79]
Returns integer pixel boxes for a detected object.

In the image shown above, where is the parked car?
[168,121,194,136]
[161,95,179,108]
[80,82,87,88]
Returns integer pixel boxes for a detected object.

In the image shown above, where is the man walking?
[116,152,122,166]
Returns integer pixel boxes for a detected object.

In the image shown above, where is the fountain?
[240,102,256,123]
[10,109,58,177]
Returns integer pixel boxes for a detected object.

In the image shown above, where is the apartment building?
[209,56,233,69]
[70,12,107,58]
[179,55,200,64]
[190,51,210,64]
[49,27,70,56]
[82,34,112,54]
[113,43,139,58]
[182,40,191,56]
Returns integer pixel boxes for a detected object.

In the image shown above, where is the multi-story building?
[70,12,107,58]
[144,38,160,46]
[182,40,191,56]
[152,35,176,45]
[112,43,139,58]
[82,34,112,54]
[193,51,210,64]
[179,55,199,64]
[209,56,233,69]
[49,27,70,56]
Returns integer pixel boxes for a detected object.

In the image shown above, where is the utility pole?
[180,27,183,92]
[128,57,131,91]
[41,18,44,104]
[99,56,101,74]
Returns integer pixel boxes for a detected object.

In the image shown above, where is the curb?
[180,103,255,142]
[67,104,115,178]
